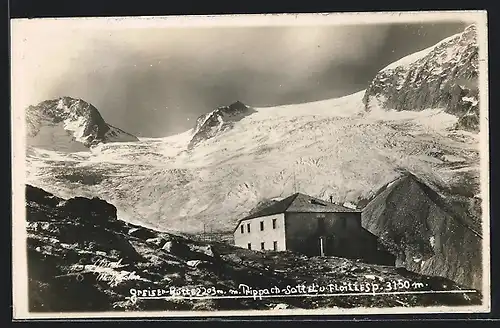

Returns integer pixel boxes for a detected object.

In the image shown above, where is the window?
[260,221,264,231]
[272,218,277,229]
[261,242,265,250]
[273,241,278,251]
[247,223,251,233]
[240,225,244,233]
[247,243,252,250]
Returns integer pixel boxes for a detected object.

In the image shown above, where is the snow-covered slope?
[26,89,479,233]
[26,97,138,151]
[363,24,480,132]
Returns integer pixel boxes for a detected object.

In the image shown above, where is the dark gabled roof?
[245,193,300,220]
[233,193,359,232]
[286,193,359,213]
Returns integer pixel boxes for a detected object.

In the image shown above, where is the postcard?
[11,11,490,319]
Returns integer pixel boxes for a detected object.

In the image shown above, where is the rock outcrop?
[189,101,254,149]
[361,173,482,290]
[363,25,480,132]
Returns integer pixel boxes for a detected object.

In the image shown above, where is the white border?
[11,11,490,319]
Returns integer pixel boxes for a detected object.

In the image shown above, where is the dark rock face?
[25,185,482,312]
[363,25,480,132]
[361,174,482,290]
[25,184,60,209]
[26,97,138,150]
[188,101,255,149]
[455,103,480,132]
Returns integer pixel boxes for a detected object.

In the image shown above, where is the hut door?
[317,216,326,256]
[319,236,325,256]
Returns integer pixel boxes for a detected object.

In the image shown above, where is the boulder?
[188,244,219,259]
[59,197,118,227]
[162,240,191,257]
[186,260,201,268]
[273,303,289,310]
[145,237,168,248]
[127,227,157,240]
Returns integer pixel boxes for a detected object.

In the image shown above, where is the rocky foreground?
[26,185,482,313]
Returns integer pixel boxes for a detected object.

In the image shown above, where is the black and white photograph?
[11,11,490,318]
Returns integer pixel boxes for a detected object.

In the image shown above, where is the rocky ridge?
[363,24,480,132]
[361,173,482,290]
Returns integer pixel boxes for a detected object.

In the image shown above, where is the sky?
[12,16,472,137]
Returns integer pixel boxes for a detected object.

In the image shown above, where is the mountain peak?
[188,101,255,149]
[26,97,138,151]
[228,100,247,110]
[363,24,480,132]
[464,23,477,32]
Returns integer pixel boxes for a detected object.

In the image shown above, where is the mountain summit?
[26,97,138,151]
[363,25,480,132]
[188,101,254,149]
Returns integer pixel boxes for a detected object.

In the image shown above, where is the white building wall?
[233,213,286,251]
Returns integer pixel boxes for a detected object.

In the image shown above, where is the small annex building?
[233,192,394,265]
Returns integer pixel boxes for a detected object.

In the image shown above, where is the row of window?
[247,241,278,251]
[241,217,347,234]
[240,218,277,233]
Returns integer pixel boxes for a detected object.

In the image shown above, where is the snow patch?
[442,155,466,163]
[192,112,214,136]
[63,116,89,144]
[342,202,357,210]
[254,90,365,118]
[56,99,65,110]
[363,107,458,131]
[462,96,479,106]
